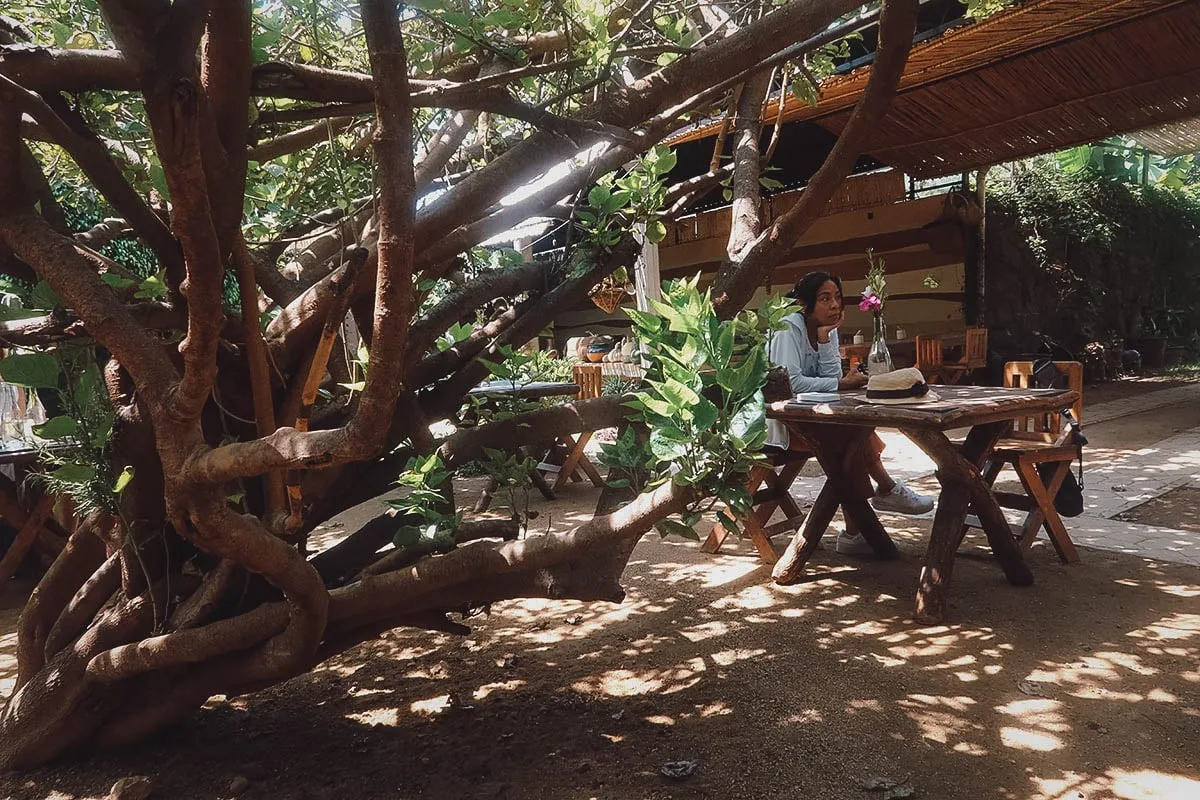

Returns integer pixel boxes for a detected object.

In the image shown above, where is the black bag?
[1030,359,1086,517]
[1037,462,1084,517]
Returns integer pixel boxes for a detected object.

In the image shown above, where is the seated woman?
[765,271,934,555]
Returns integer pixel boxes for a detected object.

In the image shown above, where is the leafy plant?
[618,275,795,539]
[598,425,652,493]
[0,344,120,517]
[577,144,677,252]
[383,454,460,549]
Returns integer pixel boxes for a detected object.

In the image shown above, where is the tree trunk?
[0,0,918,767]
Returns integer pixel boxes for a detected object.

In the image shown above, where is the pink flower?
[859,293,883,312]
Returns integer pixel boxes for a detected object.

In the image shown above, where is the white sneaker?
[835,529,874,556]
[871,481,935,515]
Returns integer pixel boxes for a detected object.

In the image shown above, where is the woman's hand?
[838,371,868,390]
[815,310,844,343]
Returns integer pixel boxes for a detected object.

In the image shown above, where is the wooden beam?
[661,223,965,280]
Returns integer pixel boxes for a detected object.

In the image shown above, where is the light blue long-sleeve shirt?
[765,312,841,448]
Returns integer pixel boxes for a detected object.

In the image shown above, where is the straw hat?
[864,367,939,405]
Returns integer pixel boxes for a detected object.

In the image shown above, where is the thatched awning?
[1128,116,1200,156]
[669,0,1200,176]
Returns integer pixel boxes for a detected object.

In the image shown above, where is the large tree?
[0,0,917,767]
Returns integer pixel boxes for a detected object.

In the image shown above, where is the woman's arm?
[815,328,843,379]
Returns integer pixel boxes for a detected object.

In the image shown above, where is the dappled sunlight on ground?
[5,518,1200,799]
[6,388,1200,798]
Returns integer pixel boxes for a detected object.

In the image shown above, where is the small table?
[767,385,1079,623]
[467,381,603,509]
[468,380,582,401]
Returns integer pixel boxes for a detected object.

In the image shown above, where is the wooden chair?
[574,363,604,400]
[702,448,810,564]
[839,343,869,374]
[914,335,944,384]
[970,361,1083,563]
[942,327,988,385]
[537,365,605,492]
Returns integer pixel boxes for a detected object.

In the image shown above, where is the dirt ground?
[1118,488,1200,534]
[1,377,1199,800]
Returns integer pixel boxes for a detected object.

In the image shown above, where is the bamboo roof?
[1127,116,1200,157]
[669,0,1200,176]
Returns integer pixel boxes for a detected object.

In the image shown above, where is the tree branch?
[405,261,546,361]
[0,212,178,406]
[247,115,356,162]
[0,76,183,279]
[438,395,628,468]
[711,0,920,315]
[414,109,480,191]
[329,478,697,629]
[727,68,771,260]
[353,0,416,436]
[418,0,861,248]
[234,234,285,515]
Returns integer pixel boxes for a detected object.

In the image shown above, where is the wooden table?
[767,385,1079,623]
[467,380,603,509]
[468,380,582,401]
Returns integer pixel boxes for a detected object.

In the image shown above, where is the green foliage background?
[986,160,1200,353]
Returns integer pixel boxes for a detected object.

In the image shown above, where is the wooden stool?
[702,448,810,564]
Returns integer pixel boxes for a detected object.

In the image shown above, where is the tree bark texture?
[0,0,919,767]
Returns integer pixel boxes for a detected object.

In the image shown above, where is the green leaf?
[649,426,691,460]
[99,273,136,290]
[51,463,96,484]
[33,415,77,439]
[624,308,662,335]
[0,353,60,388]
[729,394,766,445]
[655,519,700,541]
[650,377,701,410]
[30,281,63,310]
[393,525,422,548]
[648,297,697,334]
[113,466,136,494]
[691,397,719,432]
[790,76,819,106]
[714,323,735,367]
[654,147,677,174]
[587,184,611,209]
[134,272,167,300]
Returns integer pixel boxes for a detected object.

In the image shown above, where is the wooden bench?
[968,361,1083,563]
[702,447,810,564]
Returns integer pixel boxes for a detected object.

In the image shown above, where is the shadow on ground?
[3,507,1198,800]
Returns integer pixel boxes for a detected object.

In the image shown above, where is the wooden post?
[962,167,988,326]
[635,226,662,312]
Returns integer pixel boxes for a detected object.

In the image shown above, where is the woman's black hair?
[785,271,842,313]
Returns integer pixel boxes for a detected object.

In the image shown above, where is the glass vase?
[866,313,893,376]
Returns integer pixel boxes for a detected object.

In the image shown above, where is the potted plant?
[589,265,634,314]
